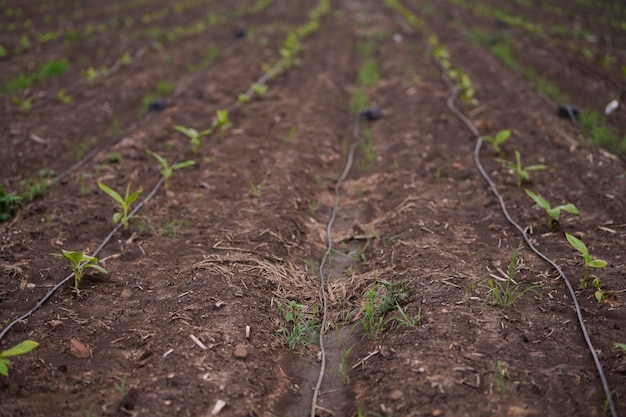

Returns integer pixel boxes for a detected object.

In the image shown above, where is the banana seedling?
[56,249,107,289]
[97,182,143,229]
[565,233,608,292]
[498,150,547,187]
[0,340,39,377]
[525,189,578,229]
[481,129,511,155]
[174,125,213,153]
[146,150,195,190]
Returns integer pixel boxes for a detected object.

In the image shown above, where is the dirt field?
[1,1,625,416]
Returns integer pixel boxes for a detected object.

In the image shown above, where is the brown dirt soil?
[1,1,625,416]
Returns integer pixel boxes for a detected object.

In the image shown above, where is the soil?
[1,1,625,416]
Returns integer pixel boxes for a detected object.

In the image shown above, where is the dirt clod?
[233,344,248,359]
[68,338,91,359]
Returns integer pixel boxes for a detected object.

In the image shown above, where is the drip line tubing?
[311,116,363,417]
[435,60,618,417]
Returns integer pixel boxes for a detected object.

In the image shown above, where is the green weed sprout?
[249,179,266,197]
[494,361,508,393]
[0,340,39,377]
[146,150,195,190]
[0,185,22,222]
[525,189,579,229]
[565,233,607,290]
[276,300,318,350]
[338,344,355,385]
[360,280,414,339]
[97,183,143,229]
[480,247,539,306]
[174,125,213,152]
[56,249,107,289]
[498,150,547,187]
[615,342,626,352]
[481,129,511,155]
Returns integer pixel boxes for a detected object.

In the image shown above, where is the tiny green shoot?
[249,179,266,197]
[174,125,213,152]
[0,340,39,377]
[56,249,107,289]
[276,300,319,350]
[480,246,539,306]
[481,130,510,155]
[525,189,579,229]
[338,344,355,385]
[146,150,195,190]
[565,233,608,290]
[494,360,508,393]
[497,150,547,187]
[97,182,143,229]
[615,342,626,352]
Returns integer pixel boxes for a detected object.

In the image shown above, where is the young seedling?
[480,247,539,307]
[565,233,608,290]
[481,129,511,155]
[0,340,39,377]
[214,109,231,133]
[97,182,143,229]
[249,179,266,197]
[56,249,107,289]
[497,150,547,187]
[146,150,195,190]
[615,342,626,352]
[0,185,22,222]
[174,125,213,153]
[525,189,579,229]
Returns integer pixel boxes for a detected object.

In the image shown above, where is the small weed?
[481,129,510,155]
[360,280,413,339]
[497,150,547,187]
[278,126,297,143]
[114,373,130,397]
[146,150,195,190]
[276,300,319,350]
[494,360,508,393]
[11,96,32,112]
[565,233,607,290]
[110,118,123,137]
[394,304,421,328]
[308,201,317,216]
[615,343,626,352]
[358,127,376,171]
[525,189,579,229]
[480,247,539,306]
[249,179,266,197]
[135,217,186,239]
[57,89,71,103]
[75,136,98,160]
[0,185,22,222]
[107,152,121,163]
[97,182,143,229]
[0,340,39,377]
[56,249,107,289]
[338,344,355,385]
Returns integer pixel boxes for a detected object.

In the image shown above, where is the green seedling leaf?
[98,182,143,229]
[56,249,107,289]
[97,182,124,206]
[174,125,199,139]
[146,150,195,190]
[525,189,549,210]
[615,343,626,351]
[566,233,588,256]
[0,340,39,358]
[589,259,608,268]
[0,340,39,377]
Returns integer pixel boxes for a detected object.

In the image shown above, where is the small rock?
[49,320,64,331]
[360,106,382,121]
[557,104,580,121]
[507,406,532,416]
[148,99,167,112]
[233,344,247,359]
[121,288,132,299]
[233,28,246,39]
[432,409,443,417]
[389,389,403,400]
[69,338,91,359]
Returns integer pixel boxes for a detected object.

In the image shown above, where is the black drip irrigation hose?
[435,61,618,417]
[311,116,363,417]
